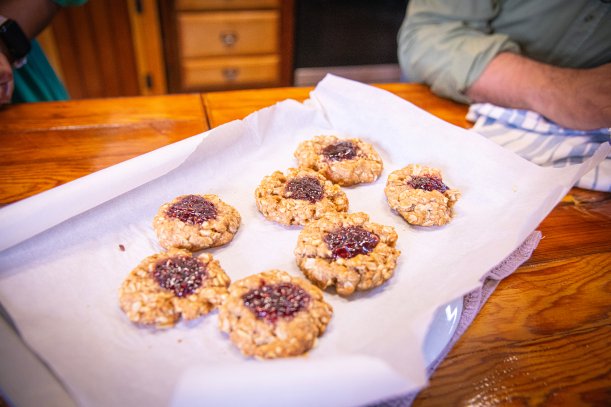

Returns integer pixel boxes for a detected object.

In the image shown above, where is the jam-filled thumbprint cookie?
[294,212,400,296]
[153,194,241,251]
[119,249,231,328]
[218,270,333,358]
[294,135,383,186]
[255,167,348,226]
[385,164,460,226]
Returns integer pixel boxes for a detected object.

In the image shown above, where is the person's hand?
[0,51,14,104]
[467,53,611,131]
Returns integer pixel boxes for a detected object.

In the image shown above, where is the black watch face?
[0,19,31,60]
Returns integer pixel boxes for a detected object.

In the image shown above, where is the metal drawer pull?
[219,31,238,47]
[222,67,240,81]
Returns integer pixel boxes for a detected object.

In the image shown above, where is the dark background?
[295,0,409,68]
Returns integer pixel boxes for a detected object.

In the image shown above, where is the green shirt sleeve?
[12,40,69,103]
[397,0,520,103]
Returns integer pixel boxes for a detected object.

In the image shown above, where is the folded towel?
[467,103,611,192]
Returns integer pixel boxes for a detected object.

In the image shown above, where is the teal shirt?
[398,0,611,103]
[12,40,68,103]
[11,0,88,103]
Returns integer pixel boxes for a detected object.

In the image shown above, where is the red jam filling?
[408,175,449,193]
[167,195,217,224]
[323,226,380,259]
[153,256,207,297]
[285,176,324,203]
[242,281,311,323]
[322,141,358,161]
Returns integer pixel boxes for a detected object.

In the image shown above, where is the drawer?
[182,55,280,89]
[178,11,279,58]
[176,0,279,11]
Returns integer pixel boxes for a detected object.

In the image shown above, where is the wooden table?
[0,84,609,405]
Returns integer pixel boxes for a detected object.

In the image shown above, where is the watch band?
[0,15,31,68]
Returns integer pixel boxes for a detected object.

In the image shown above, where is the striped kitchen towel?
[467,103,611,191]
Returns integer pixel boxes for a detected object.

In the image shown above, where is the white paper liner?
[0,75,608,406]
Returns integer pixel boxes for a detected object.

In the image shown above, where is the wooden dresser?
[160,0,294,92]
[40,0,294,98]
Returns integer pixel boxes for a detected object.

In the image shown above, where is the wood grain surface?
[50,1,140,99]
[0,94,207,204]
[415,191,611,406]
[0,84,609,406]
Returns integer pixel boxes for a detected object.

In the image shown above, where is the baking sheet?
[0,75,608,407]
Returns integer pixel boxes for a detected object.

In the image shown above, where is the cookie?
[218,269,333,359]
[385,164,460,226]
[119,248,231,328]
[254,167,348,226]
[294,212,400,296]
[294,135,383,186]
[153,194,241,251]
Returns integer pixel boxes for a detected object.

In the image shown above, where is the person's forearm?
[0,0,60,39]
[466,52,611,130]
[465,52,561,112]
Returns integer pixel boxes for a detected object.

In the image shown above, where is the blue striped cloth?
[467,103,611,191]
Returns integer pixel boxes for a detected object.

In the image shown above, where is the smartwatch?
[0,15,30,68]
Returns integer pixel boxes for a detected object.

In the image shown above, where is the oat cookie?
[153,194,241,251]
[218,269,333,359]
[294,212,400,296]
[119,248,231,328]
[385,164,460,226]
[254,167,348,226]
[294,135,383,186]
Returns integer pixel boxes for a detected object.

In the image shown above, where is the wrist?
[0,15,30,68]
[528,64,576,121]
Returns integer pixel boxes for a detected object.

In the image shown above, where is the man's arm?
[466,52,611,130]
[398,0,520,104]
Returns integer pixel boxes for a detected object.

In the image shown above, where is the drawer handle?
[219,31,238,47]
[222,67,239,81]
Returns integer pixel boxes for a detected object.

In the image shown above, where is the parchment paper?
[0,75,608,407]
